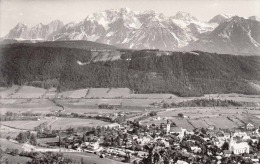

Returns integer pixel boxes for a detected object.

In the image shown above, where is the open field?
[59,89,89,98]
[50,118,109,130]
[140,107,260,130]
[236,114,260,126]
[10,86,46,99]
[226,116,245,126]
[0,138,25,151]
[203,117,238,129]
[0,118,57,130]
[59,106,135,116]
[64,152,124,164]
[1,86,260,131]
[0,85,20,98]
[4,153,32,164]
[0,117,107,131]
[0,125,25,138]
[2,86,260,102]
[0,99,61,114]
[173,119,194,130]
[203,94,260,103]
[85,88,131,98]
[42,88,57,99]
[188,120,208,129]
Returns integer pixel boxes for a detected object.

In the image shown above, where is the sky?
[0,0,260,37]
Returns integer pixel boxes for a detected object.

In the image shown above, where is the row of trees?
[16,131,37,145]
[160,98,245,108]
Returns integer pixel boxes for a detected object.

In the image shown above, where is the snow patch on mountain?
[4,8,260,55]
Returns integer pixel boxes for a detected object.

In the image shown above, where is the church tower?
[166,120,170,134]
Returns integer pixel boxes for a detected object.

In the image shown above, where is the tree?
[178,113,184,118]
[13,149,19,156]
[80,157,84,164]
[149,111,157,117]
[29,134,37,146]
[83,134,86,142]
[201,128,207,134]
[222,142,229,151]
[16,132,27,143]
[124,152,131,163]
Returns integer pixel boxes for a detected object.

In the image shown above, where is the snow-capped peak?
[5,8,260,55]
[173,11,198,21]
[35,23,43,28]
[15,22,27,29]
[219,14,233,19]
[208,14,233,24]
[118,7,131,14]
[248,16,260,22]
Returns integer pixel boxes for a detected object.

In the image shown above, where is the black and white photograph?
[0,0,260,163]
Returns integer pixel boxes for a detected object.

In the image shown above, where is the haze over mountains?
[3,8,260,55]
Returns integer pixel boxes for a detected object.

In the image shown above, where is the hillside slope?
[0,43,260,96]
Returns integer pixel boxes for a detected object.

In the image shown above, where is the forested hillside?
[1,42,260,97]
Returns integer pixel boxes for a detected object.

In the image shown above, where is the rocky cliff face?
[4,8,260,55]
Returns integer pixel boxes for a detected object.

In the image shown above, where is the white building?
[22,143,35,152]
[83,141,100,151]
[229,138,249,154]
[104,123,121,129]
[137,136,152,145]
[167,125,186,139]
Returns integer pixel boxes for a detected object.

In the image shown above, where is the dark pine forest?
[1,41,260,97]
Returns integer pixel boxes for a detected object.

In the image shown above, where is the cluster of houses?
[20,120,260,163]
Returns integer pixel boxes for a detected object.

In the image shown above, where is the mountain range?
[3,8,260,55]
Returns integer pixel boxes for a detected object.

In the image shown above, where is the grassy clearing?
[0,118,56,130]
[58,98,154,109]
[0,85,20,98]
[63,152,124,164]
[85,88,110,98]
[188,120,208,129]
[50,118,109,130]
[43,88,57,99]
[10,86,46,99]
[0,99,60,114]
[86,88,130,98]
[227,116,245,126]
[203,94,260,103]
[127,93,178,99]
[236,114,260,126]
[0,125,24,138]
[4,153,31,164]
[59,89,89,99]
[0,138,24,151]
[150,107,260,130]
[204,117,238,129]
[61,107,125,114]
[173,119,194,130]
